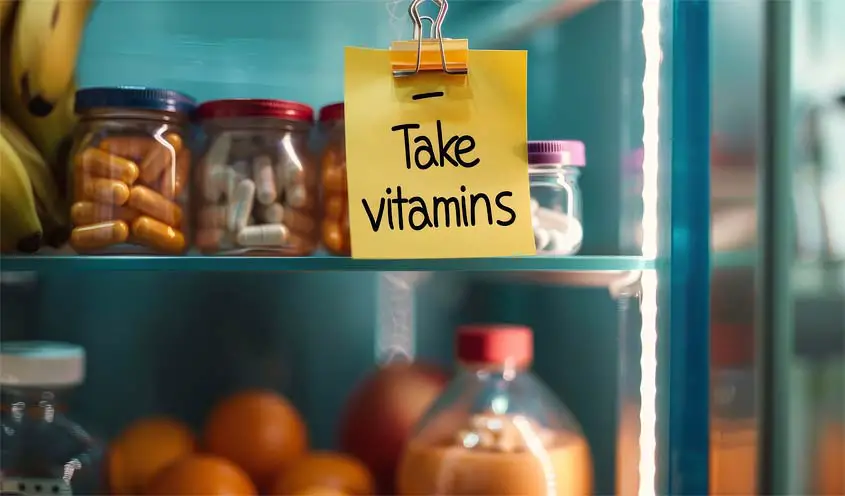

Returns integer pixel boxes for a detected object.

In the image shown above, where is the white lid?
[0,341,85,387]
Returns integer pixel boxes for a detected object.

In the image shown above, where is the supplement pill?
[128,185,183,226]
[140,132,182,183]
[252,155,277,205]
[321,165,347,194]
[205,132,233,166]
[99,136,155,162]
[70,220,129,252]
[324,194,347,220]
[71,201,139,225]
[159,150,190,199]
[236,224,289,247]
[227,179,256,232]
[83,177,131,205]
[256,203,284,224]
[76,148,139,185]
[131,216,186,254]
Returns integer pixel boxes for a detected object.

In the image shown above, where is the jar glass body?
[396,363,593,495]
[68,108,191,255]
[0,387,103,494]
[320,119,349,255]
[529,165,583,255]
[194,116,318,256]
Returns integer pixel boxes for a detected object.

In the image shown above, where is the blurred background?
[0,0,842,494]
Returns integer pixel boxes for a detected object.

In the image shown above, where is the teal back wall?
[1,2,657,494]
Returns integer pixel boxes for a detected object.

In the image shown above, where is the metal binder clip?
[390,0,468,76]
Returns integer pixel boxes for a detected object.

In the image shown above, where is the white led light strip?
[639,0,661,495]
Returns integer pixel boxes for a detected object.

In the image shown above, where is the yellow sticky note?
[344,47,535,259]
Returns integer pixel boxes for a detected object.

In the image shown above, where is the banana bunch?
[1,113,69,252]
[1,0,94,186]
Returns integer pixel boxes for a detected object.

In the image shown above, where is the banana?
[1,17,78,183]
[0,0,17,34]
[0,131,42,252]
[1,112,68,246]
[10,0,94,117]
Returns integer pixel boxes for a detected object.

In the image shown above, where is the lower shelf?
[0,254,655,273]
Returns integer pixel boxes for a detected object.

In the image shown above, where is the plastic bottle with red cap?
[396,324,593,495]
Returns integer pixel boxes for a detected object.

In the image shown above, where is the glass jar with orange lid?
[318,103,349,256]
[68,87,196,255]
[193,99,318,256]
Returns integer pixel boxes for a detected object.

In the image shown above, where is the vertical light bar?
[639,0,662,495]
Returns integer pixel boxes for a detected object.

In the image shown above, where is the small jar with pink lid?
[527,140,585,255]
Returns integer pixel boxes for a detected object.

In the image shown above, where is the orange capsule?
[322,219,349,256]
[71,201,139,226]
[158,149,191,199]
[75,147,139,184]
[131,216,186,254]
[324,194,347,220]
[128,185,182,227]
[81,177,131,205]
[69,220,130,252]
[140,132,183,184]
[99,136,155,162]
[321,165,347,194]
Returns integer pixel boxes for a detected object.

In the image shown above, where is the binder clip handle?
[409,0,448,41]
[390,0,468,77]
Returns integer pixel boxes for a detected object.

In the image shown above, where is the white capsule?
[256,203,285,224]
[534,227,551,251]
[530,197,540,214]
[236,224,289,247]
[202,164,226,202]
[286,183,307,208]
[206,132,233,166]
[252,155,278,205]
[227,179,256,232]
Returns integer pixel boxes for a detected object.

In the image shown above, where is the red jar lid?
[319,102,344,122]
[195,99,314,122]
[457,324,533,366]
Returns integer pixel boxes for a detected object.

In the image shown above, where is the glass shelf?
[0,254,655,273]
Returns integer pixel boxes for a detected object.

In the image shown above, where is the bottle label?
[0,478,72,495]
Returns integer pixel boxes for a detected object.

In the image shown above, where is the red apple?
[338,362,448,494]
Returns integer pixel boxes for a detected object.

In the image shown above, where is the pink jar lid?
[528,140,586,167]
[457,324,533,366]
[195,99,314,122]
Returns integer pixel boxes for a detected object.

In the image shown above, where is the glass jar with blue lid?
[528,140,585,255]
[68,87,196,255]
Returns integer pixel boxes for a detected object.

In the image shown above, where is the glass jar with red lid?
[318,102,349,255]
[397,324,593,495]
[193,99,318,256]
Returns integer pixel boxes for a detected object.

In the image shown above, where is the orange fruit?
[204,390,308,489]
[292,487,347,496]
[270,452,373,495]
[108,416,196,494]
[145,454,256,495]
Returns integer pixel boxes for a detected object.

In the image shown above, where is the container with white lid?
[0,341,102,494]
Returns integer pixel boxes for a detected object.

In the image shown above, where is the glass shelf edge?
[0,255,656,273]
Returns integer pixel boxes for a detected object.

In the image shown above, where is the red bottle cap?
[457,324,533,366]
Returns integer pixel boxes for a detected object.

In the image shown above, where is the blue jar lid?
[75,86,197,115]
